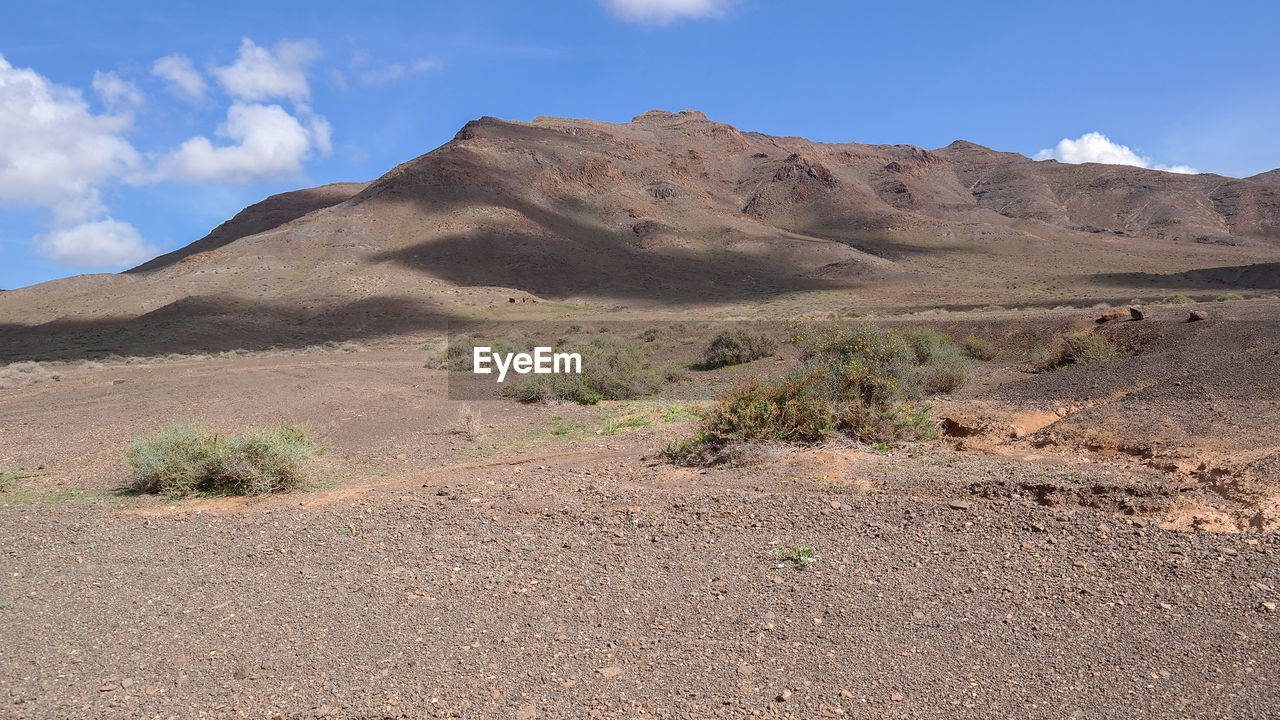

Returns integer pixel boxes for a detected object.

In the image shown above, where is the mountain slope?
[2,109,1278,358]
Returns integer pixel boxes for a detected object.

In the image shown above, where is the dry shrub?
[698,328,777,369]
[127,423,318,496]
[1034,333,1121,371]
[959,336,996,361]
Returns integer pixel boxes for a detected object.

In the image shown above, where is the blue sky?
[2,0,1277,289]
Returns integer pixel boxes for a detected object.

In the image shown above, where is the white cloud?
[0,54,138,209]
[152,54,206,100]
[1,38,336,270]
[600,0,737,24]
[35,218,156,268]
[92,71,143,112]
[157,102,329,183]
[0,54,151,267]
[1035,132,1197,174]
[212,38,320,103]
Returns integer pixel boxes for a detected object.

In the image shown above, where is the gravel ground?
[3,449,1277,719]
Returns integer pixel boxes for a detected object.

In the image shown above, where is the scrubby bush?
[698,328,777,369]
[664,322,940,465]
[436,333,528,371]
[503,335,681,405]
[897,328,972,393]
[127,423,318,496]
[1034,333,1121,371]
[959,336,996,361]
[918,352,971,394]
[898,328,953,364]
[1161,294,1194,305]
[1215,293,1243,303]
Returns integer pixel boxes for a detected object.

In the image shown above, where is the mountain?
[2,109,1278,359]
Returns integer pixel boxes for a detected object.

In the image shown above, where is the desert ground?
[2,111,1279,718]
[3,295,1279,719]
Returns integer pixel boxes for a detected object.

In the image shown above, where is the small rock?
[516,704,537,720]
[1217,546,1237,557]
[1187,310,1208,322]
[736,664,753,677]
[813,617,823,625]
[891,692,905,702]
[1073,560,1088,569]
[1260,602,1277,613]
[778,689,793,702]
[840,504,852,511]
[948,500,971,511]
[840,690,854,699]
[829,501,841,509]
[771,576,784,585]
[120,678,134,689]
[395,453,407,460]
[598,666,624,679]
[1128,306,1145,320]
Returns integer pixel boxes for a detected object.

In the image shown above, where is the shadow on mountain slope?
[0,295,454,362]
[1090,262,1280,292]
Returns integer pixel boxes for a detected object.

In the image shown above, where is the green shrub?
[1162,294,1194,305]
[959,336,996,361]
[895,328,971,393]
[666,322,940,464]
[919,352,971,394]
[699,328,777,369]
[127,422,318,496]
[1034,333,1121,371]
[899,328,955,364]
[503,335,679,405]
[1215,293,1243,303]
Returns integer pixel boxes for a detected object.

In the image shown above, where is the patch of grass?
[0,467,51,492]
[0,361,61,390]
[600,416,653,435]
[1161,294,1195,305]
[660,406,688,422]
[1215,292,1244,303]
[126,422,319,496]
[1034,333,1122,371]
[551,423,586,436]
[959,336,996,361]
[640,327,663,343]
[503,335,682,405]
[774,545,817,569]
[698,328,777,369]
